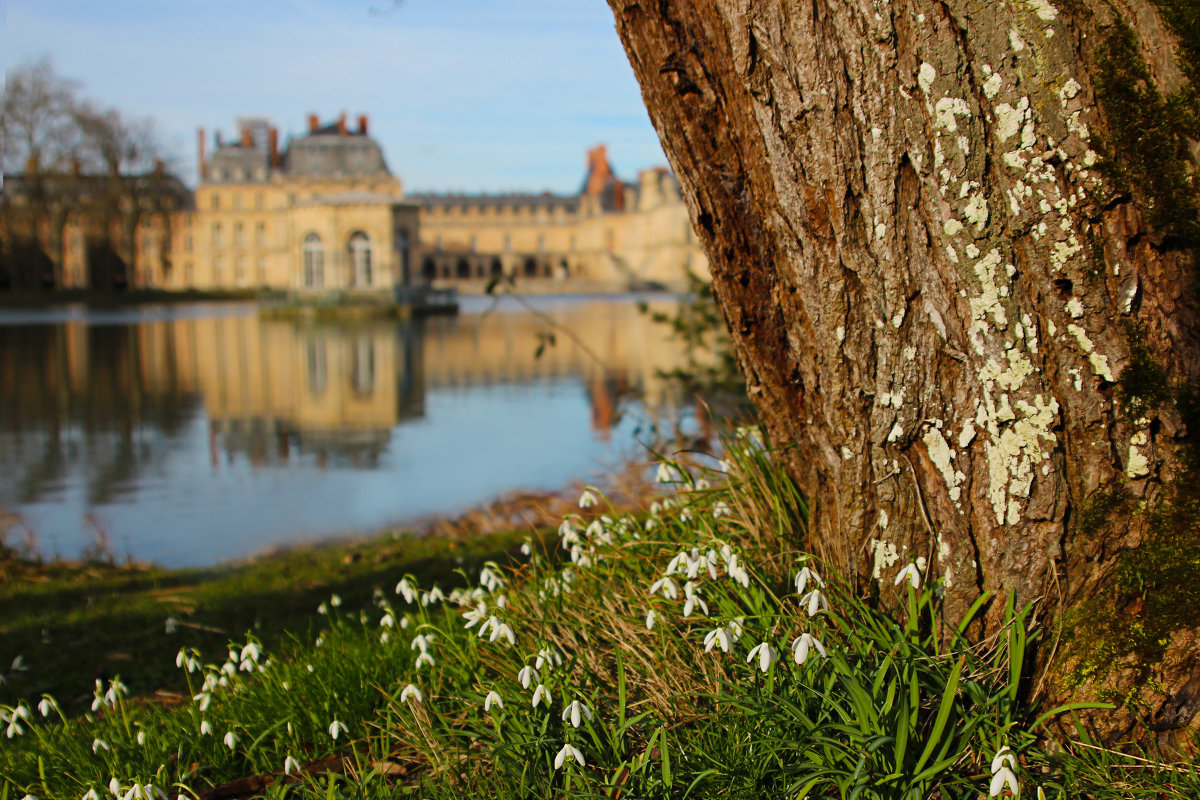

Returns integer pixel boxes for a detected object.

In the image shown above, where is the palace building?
[1,114,707,294]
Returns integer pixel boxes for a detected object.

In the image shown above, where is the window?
[234,222,244,248]
[503,234,512,252]
[538,234,546,253]
[255,193,264,211]
[303,233,324,288]
[214,256,224,286]
[184,234,193,254]
[348,232,372,287]
[235,256,246,283]
[256,257,266,284]
[469,235,477,253]
[212,223,223,249]
[233,194,243,211]
[211,194,220,211]
[256,222,266,247]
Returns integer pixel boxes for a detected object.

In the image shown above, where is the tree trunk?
[609,0,1200,746]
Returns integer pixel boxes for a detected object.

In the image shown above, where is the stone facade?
[2,116,707,293]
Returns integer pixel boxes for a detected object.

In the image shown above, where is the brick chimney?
[25,157,37,176]
[268,127,279,169]
[357,114,368,136]
[337,112,347,136]
[240,126,253,148]
[308,113,320,133]
[197,128,207,182]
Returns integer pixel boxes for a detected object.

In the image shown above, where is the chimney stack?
[308,113,319,133]
[357,114,368,136]
[337,112,347,136]
[215,130,224,147]
[25,157,37,177]
[240,126,253,148]
[268,127,279,169]
[197,128,207,182]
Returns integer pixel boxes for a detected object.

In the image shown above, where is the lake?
[0,295,698,567]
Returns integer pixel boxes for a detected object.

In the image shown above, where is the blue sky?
[3,0,667,193]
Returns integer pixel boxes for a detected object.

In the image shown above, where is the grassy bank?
[2,435,1197,798]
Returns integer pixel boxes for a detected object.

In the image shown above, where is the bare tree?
[608,0,1200,745]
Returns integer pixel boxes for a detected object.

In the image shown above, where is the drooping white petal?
[895,563,921,589]
[989,766,1019,797]
[400,683,423,703]
[484,690,503,712]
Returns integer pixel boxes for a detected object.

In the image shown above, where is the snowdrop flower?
[517,665,540,689]
[329,594,342,607]
[400,683,423,703]
[800,588,829,616]
[416,651,435,669]
[704,627,732,653]
[91,738,109,753]
[240,642,261,664]
[727,617,745,642]
[423,586,446,605]
[520,540,533,557]
[411,633,435,652]
[328,720,346,740]
[317,602,328,615]
[38,696,57,717]
[682,583,708,617]
[83,790,101,800]
[109,779,122,796]
[989,747,1020,797]
[396,578,417,604]
[656,462,682,484]
[578,488,598,508]
[562,699,592,728]
[5,714,24,738]
[794,564,824,595]
[192,691,212,711]
[531,684,552,708]
[380,612,395,628]
[554,742,585,769]
[223,730,239,750]
[479,564,504,592]
[137,730,146,746]
[489,620,516,646]
[791,633,828,665]
[648,577,679,600]
[895,563,921,589]
[645,609,658,630]
[284,755,303,774]
[534,647,562,670]
[164,617,178,634]
[746,641,779,672]
[200,720,213,735]
[484,690,503,712]
[713,501,731,518]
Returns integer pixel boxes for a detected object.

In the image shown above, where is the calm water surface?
[0,295,693,567]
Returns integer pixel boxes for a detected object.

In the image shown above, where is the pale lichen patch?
[1066,323,1115,381]
[924,427,965,503]
[870,538,900,580]
[1127,430,1150,478]
[918,62,937,94]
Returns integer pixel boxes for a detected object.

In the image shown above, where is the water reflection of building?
[0,300,696,511]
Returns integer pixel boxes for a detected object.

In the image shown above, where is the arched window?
[303,233,324,288]
[348,231,372,287]
[422,256,436,281]
[456,258,471,279]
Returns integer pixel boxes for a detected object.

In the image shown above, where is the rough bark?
[609,0,1200,745]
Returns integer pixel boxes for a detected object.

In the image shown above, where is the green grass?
[0,527,537,712]
[2,433,1197,799]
